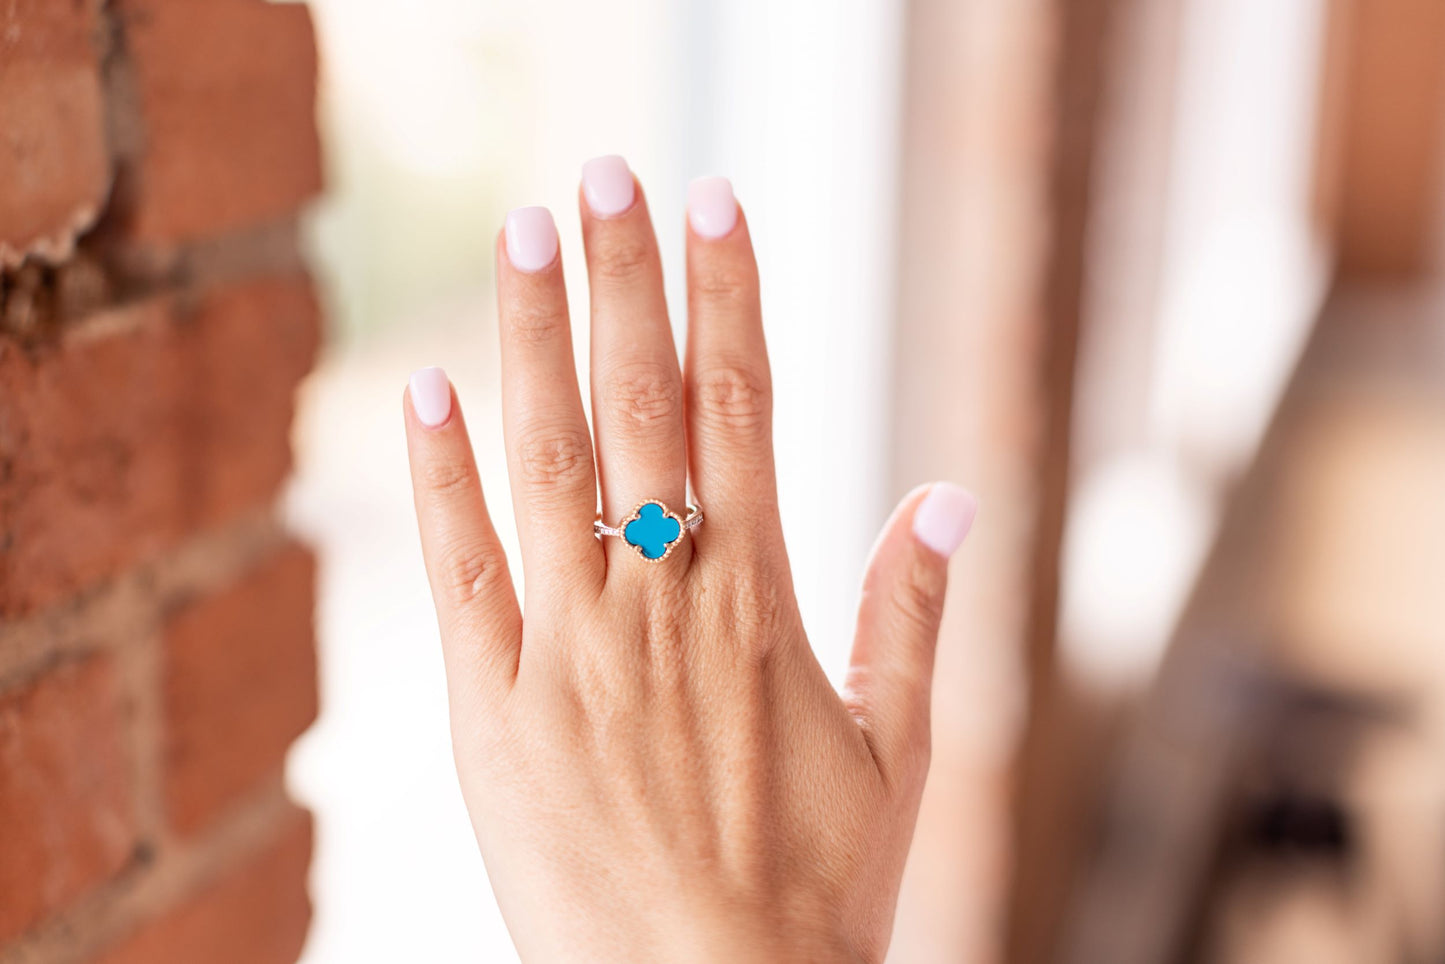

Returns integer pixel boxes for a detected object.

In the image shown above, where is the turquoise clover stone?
[623,502,682,559]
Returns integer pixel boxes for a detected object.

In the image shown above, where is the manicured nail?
[504,206,559,272]
[582,155,636,217]
[912,483,978,558]
[409,366,452,428]
[687,176,738,239]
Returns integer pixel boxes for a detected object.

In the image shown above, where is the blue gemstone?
[623,502,682,559]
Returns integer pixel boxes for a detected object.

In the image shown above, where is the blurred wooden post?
[1002,0,1127,960]
[886,0,1113,958]
[885,0,1058,960]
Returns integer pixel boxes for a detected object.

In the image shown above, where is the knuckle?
[420,457,478,498]
[437,538,509,607]
[691,265,754,306]
[691,364,771,434]
[591,236,653,285]
[895,563,946,632]
[505,302,567,345]
[605,361,683,430]
[513,425,594,490]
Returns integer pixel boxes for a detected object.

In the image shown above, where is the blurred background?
[279,0,1445,961]
[282,0,1445,960]
[2,0,1428,960]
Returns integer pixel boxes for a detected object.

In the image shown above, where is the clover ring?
[594,500,703,561]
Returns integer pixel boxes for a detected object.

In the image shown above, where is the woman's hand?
[402,157,977,963]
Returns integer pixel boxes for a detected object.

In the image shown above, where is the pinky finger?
[404,367,523,695]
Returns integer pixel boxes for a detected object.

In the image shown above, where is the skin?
[403,174,962,962]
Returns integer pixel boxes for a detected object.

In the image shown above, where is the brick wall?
[0,1,322,961]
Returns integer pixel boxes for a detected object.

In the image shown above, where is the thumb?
[845,482,977,788]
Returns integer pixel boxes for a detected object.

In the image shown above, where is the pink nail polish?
[504,206,559,272]
[687,176,738,240]
[912,483,977,558]
[409,366,452,428]
[582,155,636,217]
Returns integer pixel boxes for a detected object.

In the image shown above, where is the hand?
[402,157,977,963]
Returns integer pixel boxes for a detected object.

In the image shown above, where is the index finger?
[496,206,606,596]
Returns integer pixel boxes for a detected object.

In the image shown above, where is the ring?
[594,500,703,561]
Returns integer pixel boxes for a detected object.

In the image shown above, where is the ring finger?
[579,156,690,566]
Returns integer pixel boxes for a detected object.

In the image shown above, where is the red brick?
[96,806,312,964]
[163,544,317,836]
[0,0,111,267]
[115,0,322,245]
[0,657,136,942]
[0,275,320,617]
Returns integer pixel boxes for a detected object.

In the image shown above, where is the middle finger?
[579,156,690,564]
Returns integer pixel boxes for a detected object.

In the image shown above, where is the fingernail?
[912,483,978,558]
[687,176,738,239]
[582,155,636,218]
[504,206,559,272]
[409,366,452,428]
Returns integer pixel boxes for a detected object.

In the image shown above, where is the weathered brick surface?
[115,0,323,245]
[95,806,313,964]
[0,0,111,266]
[0,276,321,617]
[163,543,318,836]
[0,0,321,955]
[0,657,136,943]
